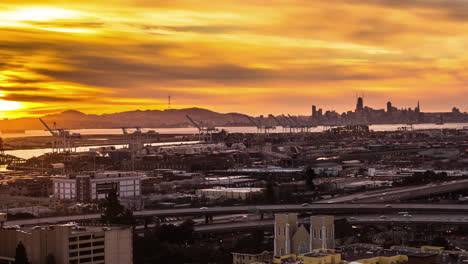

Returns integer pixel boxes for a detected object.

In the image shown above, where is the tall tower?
[415,101,420,113]
[387,101,392,113]
[309,215,335,250]
[356,97,364,112]
[274,214,298,257]
[312,105,317,118]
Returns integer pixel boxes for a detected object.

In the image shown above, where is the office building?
[0,224,133,264]
[53,171,143,201]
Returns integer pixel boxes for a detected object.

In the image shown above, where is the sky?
[0,0,467,118]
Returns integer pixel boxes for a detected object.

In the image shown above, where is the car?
[403,214,412,218]
[385,204,392,208]
[380,215,387,219]
[349,217,357,220]
[200,207,208,210]
[301,203,310,207]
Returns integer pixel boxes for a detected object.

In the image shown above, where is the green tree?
[15,242,30,264]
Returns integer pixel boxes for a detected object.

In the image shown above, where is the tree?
[46,254,56,264]
[263,180,276,204]
[15,242,30,264]
[100,187,135,225]
[304,167,316,191]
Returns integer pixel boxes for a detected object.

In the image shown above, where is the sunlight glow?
[0,7,83,22]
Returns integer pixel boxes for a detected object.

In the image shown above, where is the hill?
[0,108,251,130]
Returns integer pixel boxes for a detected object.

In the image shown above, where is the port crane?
[268,114,290,133]
[281,115,300,133]
[39,118,77,153]
[245,116,275,134]
[185,115,219,140]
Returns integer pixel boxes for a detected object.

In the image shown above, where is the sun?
[0,99,23,112]
[0,7,83,22]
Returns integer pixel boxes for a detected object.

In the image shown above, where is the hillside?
[0,108,252,130]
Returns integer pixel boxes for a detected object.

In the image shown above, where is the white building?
[53,171,143,201]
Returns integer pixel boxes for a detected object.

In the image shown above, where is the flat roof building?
[53,171,143,201]
[0,223,132,264]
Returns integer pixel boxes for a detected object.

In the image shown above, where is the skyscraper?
[356,97,364,112]
[387,101,393,113]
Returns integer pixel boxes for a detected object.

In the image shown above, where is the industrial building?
[53,171,143,201]
[195,187,264,200]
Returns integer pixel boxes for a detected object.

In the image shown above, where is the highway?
[5,203,468,227]
[191,214,468,233]
[317,179,468,204]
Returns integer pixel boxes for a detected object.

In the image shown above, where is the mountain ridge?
[0,108,252,130]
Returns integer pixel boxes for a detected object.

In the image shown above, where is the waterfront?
[1,123,468,139]
[4,141,201,159]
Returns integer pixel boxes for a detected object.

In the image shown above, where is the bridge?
[317,179,468,204]
[5,203,468,227]
[191,214,468,234]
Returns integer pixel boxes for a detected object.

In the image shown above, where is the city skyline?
[0,0,468,118]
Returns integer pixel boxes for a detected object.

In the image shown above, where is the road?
[317,179,468,203]
[5,203,468,227]
[191,214,468,233]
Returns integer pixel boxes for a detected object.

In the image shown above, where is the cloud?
[0,86,42,91]
[2,94,85,102]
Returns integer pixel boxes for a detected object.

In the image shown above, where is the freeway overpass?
[5,203,468,227]
[192,214,468,234]
[318,179,468,204]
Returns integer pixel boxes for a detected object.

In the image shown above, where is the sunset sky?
[0,0,467,118]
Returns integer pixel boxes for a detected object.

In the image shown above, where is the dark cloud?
[339,0,468,21]
[2,94,85,102]
[0,86,42,91]
[32,54,434,90]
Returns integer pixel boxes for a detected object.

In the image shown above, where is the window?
[79,235,92,240]
[93,241,104,247]
[93,248,104,254]
[79,250,92,256]
[79,257,92,263]
[69,244,78,250]
[93,256,104,261]
[79,243,91,248]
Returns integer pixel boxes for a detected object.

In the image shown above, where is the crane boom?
[186,115,202,130]
[246,116,261,128]
[281,115,295,126]
[39,118,58,136]
[288,114,303,126]
[268,114,284,126]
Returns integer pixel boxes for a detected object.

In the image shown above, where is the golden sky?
[0,0,467,118]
